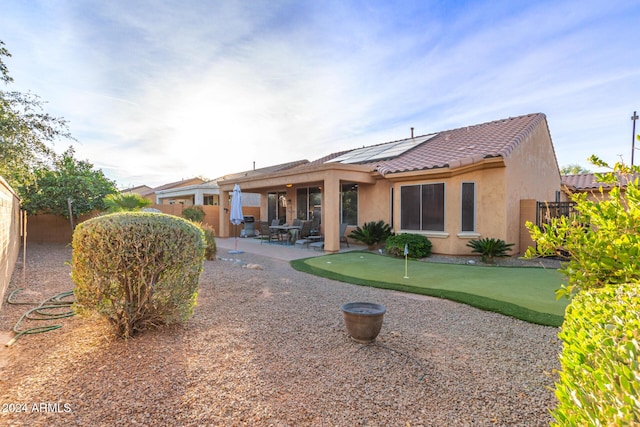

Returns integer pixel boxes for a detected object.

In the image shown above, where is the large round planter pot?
[341,302,386,344]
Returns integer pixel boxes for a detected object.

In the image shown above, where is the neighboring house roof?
[562,173,637,191]
[293,113,551,176]
[155,180,220,196]
[154,179,262,206]
[122,178,206,199]
[152,177,205,192]
[121,185,153,195]
[561,174,608,191]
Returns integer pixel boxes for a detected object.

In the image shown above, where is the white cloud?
[2,0,639,186]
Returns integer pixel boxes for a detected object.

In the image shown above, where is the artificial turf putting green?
[291,252,569,327]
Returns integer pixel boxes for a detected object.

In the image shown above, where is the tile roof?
[121,185,152,194]
[310,113,550,175]
[152,177,205,191]
[562,173,637,190]
[561,174,606,190]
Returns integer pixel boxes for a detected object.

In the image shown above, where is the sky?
[1,0,639,188]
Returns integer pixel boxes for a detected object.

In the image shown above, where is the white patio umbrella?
[229,184,244,254]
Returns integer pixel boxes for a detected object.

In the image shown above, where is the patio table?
[269,225,302,244]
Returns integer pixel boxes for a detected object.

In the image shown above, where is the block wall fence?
[0,177,21,311]
[24,204,261,243]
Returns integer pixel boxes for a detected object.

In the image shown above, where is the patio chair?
[339,223,349,248]
[259,221,279,244]
[309,217,320,236]
[294,220,313,248]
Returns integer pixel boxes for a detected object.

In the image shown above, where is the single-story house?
[154,179,261,207]
[149,162,310,207]
[154,180,222,206]
[121,184,153,198]
[216,113,562,256]
[121,178,206,204]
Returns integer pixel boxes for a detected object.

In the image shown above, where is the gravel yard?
[1,243,561,426]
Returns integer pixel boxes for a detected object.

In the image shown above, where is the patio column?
[219,189,231,238]
[323,173,340,253]
[194,189,204,205]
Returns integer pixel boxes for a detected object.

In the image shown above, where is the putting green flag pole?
[403,243,409,279]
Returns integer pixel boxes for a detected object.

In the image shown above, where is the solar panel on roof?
[327,134,437,164]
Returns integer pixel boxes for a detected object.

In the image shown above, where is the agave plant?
[348,220,393,249]
[466,237,514,264]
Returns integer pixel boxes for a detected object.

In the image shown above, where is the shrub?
[182,205,205,222]
[526,156,640,425]
[103,193,152,212]
[552,283,640,426]
[385,233,432,258]
[72,212,206,338]
[466,237,514,263]
[525,156,640,298]
[197,222,217,260]
[348,220,393,247]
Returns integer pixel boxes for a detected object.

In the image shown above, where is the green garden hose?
[5,289,75,347]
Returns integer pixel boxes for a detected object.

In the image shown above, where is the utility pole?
[632,111,639,166]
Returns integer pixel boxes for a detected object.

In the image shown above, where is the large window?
[461,182,475,232]
[268,191,287,224]
[400,183,445,231]
[296,187,322,223]
[340,183,358,225]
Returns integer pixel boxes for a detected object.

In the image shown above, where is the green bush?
[72,212,206,338]
[348,220,393,247]
[466,237,514,263]
[182,205,205,222]
[385,233,432,258]
[196,222,217,260]
[526,156,640,298]
[552,283,640,426]
[103,193,152,212]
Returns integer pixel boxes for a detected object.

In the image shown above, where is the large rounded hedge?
[72,212,206,338]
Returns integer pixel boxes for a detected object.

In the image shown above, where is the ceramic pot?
[341,302,386,343]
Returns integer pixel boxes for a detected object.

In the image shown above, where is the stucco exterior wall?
[390,166,508,255]
[503,121,561,254]
[357,180,391,225]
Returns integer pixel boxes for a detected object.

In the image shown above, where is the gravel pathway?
[0,243,561,426]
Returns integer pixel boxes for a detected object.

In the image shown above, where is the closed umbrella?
[229,184,244,254]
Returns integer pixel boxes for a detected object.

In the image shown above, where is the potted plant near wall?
[348,220,393,250]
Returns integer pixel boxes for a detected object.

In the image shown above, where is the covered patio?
[215,235,365,261]
[217,162,377,253]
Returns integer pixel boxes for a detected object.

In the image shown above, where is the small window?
[461,182,475,232]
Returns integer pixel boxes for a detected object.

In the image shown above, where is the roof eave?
[381,157,505,181]
[217,162,376,191]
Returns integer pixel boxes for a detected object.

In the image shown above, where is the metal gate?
[536,201,577,227]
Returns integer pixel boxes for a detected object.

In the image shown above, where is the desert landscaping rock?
[0,243,562,426]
